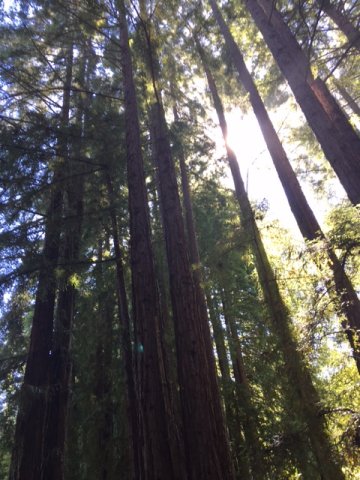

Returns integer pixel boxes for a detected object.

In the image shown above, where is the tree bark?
[171,97,244,478]
[243,0,360,205]
[93,241,116,480]
[205,2,360,371]
[206,292,253,480]
[136,5,234,474]
[150,97,234,479]
[9,42,72,480]
[105,171,139,479]
[334,80,360,118]
[42,85,86,480]
[198,34,345,479]
[117,2,179,478]
[219,290,267,480]
[318,0,360,51]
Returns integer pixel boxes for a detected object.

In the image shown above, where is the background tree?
[1,0,359,479]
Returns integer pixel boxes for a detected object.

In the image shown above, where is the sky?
[1,0,348,244]
[214,101,348,242]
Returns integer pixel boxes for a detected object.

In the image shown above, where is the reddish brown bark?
[171,97,247,477]
[135,5,233,473]
[42,93,86,480]
[117,1,179,478]
[9,43,73,480]
[9,182,63,480]
[206,2,360,371]
[39,42,98,478]
[198,30,345,478]
[245,0,360,205]
[151,99,234,479]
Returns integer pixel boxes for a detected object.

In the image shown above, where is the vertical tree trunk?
[9,42,73,480]
[206,292,253,480]
[93,241,115,480]
[317,0,360,51]
[42,87,86,480]
[150,96,234,479]
[105,171,139,479]
[203,4,360,371]
[171,94,246,478]
[243,0,360,205]
[172,90,264,478]
[198,36,345,479]
[117,2,179,478]
[220,291,267,480]
[136,4,234,474]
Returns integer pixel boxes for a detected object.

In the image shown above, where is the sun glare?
[214,102,347,240]
[216,107,300,237]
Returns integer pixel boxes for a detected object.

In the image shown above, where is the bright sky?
[1,0,347,243]
[214,102,347,242]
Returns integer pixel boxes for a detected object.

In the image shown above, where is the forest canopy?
[0,0,359,479]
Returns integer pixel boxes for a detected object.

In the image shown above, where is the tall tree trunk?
[137,5,234,475]
[93,241,115,480]
[198,37,345,479]
[117,2,179,478]
[172,102,232,428]
[202,5,360,370]
[9,42,73,480]
[105,171,139,479]
[171,95,246,478]
[42,88,86,480]
[206,292,252,480]
[150,95,234,479]
[242,0,360,205]
[172,90,261,478]
[317,0,360,51]
[333,80,360,117]
[220,290,267,480]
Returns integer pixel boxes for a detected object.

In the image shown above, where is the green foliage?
[0,0,359,478]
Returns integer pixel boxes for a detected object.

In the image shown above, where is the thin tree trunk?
[206,292,253,480]
[203,4,360,370]
[220,291,267,480]
[93,241,115,480]
[334,80,360,117]
[9,43,73,480]
[198,36,345,479]
[105,171,139,479]
[317,0,360,51]
[243,0,360,205]
[117,2,179,478]
[206,292,232,382]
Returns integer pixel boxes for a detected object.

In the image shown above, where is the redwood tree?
[135,9,234,478]
[197,32,345,479]
[208,0,360,373]
[244,0,360,205]
[9,40,73,480]
[117,1,179,478]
